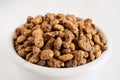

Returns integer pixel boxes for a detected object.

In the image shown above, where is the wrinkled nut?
[66,60,77,67]
[78,40,92,51]
[58,54,73,61]
[54,37,62,50]
[14,13,108,68]
[17,35,26,43]
[47,58,64,68]
[32,46,41,54]
[40,49,54,60]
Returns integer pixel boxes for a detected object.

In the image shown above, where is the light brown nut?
[50,19,59,26]
[62,42,71,49]
[32,26,43,37]
[72,50,85,60]
[84,18,92,27]
[34,36,44,48]
[24,46,32,52]
[77,58,87,65]
[54,37,62,50]
[84,52,89,58]
[41,21,52,32]
[64,29,75,42]
[61,48,71,54]
[23,29,32,37]
[37,60,46,66]
[86,33,92,40]
[58,54,73,62]
[25,23,34,29]
[78,40,92,51]
[40,49,54,60]
[54,24,64,31]
[58,31,65,38]
[95,50,102,58]
[31,15,42,25]
[47,58,64,68]
[43,38,55,50]
[90,52,95,61]
[18,49,26,57]
[53,50,60,57]
[66,60,77,67]
[63,20,78,36]
[32,46,41,54]
[17,35,26,43]
[56,13,65,21]
[66,14,76,22]
[15,45,24,51]
[43,31,59,38]
[28,53,39,63]
[98,32,107,44]
[45,13,56,20]
[26,52,33,61]
[70,43,75,51]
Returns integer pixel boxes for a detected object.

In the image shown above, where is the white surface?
[0,0,120,80]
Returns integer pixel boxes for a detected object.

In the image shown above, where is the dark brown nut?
[58,54,73,61]
[27,16,33,23]
[50,19,59,26]
[28,53,39,63]
[70,43,75,51]
[17,35,26,43]
[43,38,55,50]
[32,46,41,54]
[53,24,64,31]
[41,21,52,32]
[18,49,26,57]
[40,49,54,60]
[78,40,92,51]
[61,48,71,54]
[24,46,32,52]
[47,58,64,68]
[53,50,60,57]
[101,45,107,51]
[72,50,84,60]
[54,37,62,50]
[31,15,42,25]
[63,20,78,36]
[66,60,77,67]
[26,52,33,61]
[37,60,46,66]
[13,28,21,40]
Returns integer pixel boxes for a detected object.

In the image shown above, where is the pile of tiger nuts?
[13,13,107,68]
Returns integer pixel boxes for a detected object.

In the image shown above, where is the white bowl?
[9,25,112,80]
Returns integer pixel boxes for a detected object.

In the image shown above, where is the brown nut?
[53,50,60,57]
[78,40,92,51]
[16,35,26,43]
[54,37,62,50]
[66,60,77,67]
[40,49,54,60]
[54,24,64,31]
[58,54,73,61]
[32,46,41,54]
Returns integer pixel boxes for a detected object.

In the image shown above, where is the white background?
[0,0,120,80]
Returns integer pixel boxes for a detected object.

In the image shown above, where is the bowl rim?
[9,25,112,77]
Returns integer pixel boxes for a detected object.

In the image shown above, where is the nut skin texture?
[13,13,108,68]
[40,49,54,60]
[58,54,73,62]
